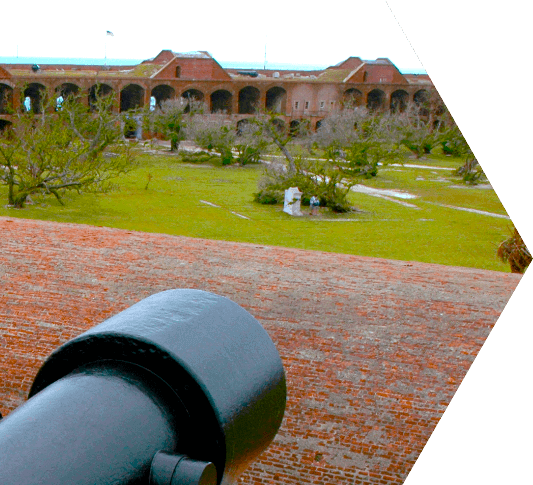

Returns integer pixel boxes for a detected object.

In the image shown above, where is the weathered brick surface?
[0,216,520,484]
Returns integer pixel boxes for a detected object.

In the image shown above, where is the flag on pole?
[106,31,114,36]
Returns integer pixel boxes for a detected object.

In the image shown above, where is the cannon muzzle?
[0,289,286,485]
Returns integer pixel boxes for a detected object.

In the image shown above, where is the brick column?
[258,90,267,112]
[231,91,239,115]
[12,87,21,113]
[114,88,121,114]
[384,90,392,112]
[143,88,151,109]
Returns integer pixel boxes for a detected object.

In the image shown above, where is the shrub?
[180,152,219,164]
[253,188,283,205]
[255,158,354,212]
[454,156,485,185]
[497,227,531,273]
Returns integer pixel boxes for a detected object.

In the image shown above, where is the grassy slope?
[0,151,512,272]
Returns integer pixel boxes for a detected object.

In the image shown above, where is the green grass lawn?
[0,150,513,272]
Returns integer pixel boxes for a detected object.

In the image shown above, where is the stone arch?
[23,83,46,113]
[0,83,14,114]
[56,83,80,98]
[414,89,429,104]
[414,89,429,116]
[238,86,260,115]
[181,89,204,113]
[390,89,409,113]
[181,89,204,102]
[367,89,385,111]
[120,84,144,112]
[289,119,305,137]
[151,84,175,108]
[55,83,80,111]
[343,88,363,108]
[265,87,287,114]
[89,84,114,111]
[210,90,232,114]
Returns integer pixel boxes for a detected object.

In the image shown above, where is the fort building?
[0,50,435,132]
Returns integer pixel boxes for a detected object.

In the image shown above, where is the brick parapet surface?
[0,217,521,484]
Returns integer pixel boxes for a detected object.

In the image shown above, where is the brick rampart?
[0,217,520,484]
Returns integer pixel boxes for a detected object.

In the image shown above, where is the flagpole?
[105,31,114,67]
[263,35,267,70]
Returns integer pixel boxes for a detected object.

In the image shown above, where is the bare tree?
[313,109,406,177]
[0,89,135,208]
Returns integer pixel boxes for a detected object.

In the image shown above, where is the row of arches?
[343,88,431,113]
[235,117,311,137]
[1,81,434,117]
[0,82,288,115]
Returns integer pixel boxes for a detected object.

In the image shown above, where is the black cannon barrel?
[0,289,286,485]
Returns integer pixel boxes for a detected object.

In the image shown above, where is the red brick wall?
[346,64,406,84]
[0,67,12,79]
[155,57,232,81]
[0,217,519,484]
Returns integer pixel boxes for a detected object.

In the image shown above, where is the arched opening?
[238,86,260,115]
[0,84,14,114]
[181,89,204,113]
[120,84,144,112]
[55,83,80,111]
[181,89,204,102]
[315,119,324,131]
[343,88,363,109]
[289,119,311,137]
[414,90,429,116]
[89,84,114,111]
[151,85,175,109]
[265,87,287,114]
[57,83,80,99]
[23,83,46,113]
[367,89,385,112]
[390,90,409,113]
[210,90,232,114]
[289,120,301,137]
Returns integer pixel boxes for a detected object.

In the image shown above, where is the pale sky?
[1,0,424,71]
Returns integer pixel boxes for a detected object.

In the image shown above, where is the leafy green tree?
[440,123,469,157]
[0,91,135,208]
[398,119,443,158]
[233,119,268,166]
[146,98,203,152]
[253,112,366,212]
[255,156,356,212]
[454,153,485,184]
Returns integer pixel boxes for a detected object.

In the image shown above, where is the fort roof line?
[0,216,521,485]
[0,49,435,129]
